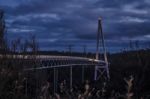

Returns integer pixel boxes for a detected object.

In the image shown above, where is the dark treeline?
[109,49,150,97]
[1,49,150,98]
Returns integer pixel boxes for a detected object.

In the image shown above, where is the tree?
[0,9,6,51]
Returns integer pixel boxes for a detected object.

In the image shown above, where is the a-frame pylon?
[94,17,110,81]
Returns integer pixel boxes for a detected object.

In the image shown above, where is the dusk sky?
[0,0,150,52]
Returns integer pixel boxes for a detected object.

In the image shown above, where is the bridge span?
[0,54,109,92]
[21,55,107,71]
[0,54,107,75]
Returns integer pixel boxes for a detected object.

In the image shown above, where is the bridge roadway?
[28,55,106,70]
[0,54,107,70]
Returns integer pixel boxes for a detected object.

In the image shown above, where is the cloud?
[0,0,150,52]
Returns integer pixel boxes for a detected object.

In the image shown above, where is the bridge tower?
[94,17,110,81]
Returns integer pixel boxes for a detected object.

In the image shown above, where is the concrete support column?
[70,66,72,91]
[54,68,58,93]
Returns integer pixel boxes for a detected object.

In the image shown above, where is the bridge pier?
[94,64,110,81]
[70,66,73,91]
[94,66,98,81]
[82,65,85,83]
[54,67,58,93]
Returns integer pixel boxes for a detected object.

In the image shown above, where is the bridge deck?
[0,54,105,63]
[0,54,107,71]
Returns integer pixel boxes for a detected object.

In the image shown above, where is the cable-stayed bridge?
[0,18,110,93]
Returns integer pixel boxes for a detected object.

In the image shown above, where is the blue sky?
[0,0,150,52]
